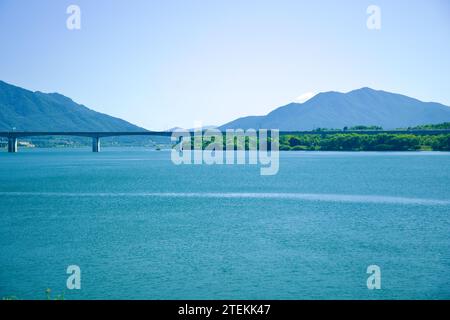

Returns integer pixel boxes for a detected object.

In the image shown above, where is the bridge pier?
[8,137,18,153]
[92,136,100,152]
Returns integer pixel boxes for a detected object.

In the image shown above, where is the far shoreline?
[2,146,450,153]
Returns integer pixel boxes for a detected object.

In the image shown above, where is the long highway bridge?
[0,130,449,153]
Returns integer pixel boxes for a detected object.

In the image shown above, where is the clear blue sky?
[0,0,449,130]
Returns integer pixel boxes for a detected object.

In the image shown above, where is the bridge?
[0,130,449,153]
[0,131,172,153]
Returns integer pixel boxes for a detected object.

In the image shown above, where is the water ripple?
[0,192,449,206]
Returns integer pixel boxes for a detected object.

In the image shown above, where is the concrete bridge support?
[92,136,100,152]
[8,137,18,153]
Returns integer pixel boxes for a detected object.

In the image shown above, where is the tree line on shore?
[193,132,450,152]
[196,123,450,152]
[279,133,450,151]
[279,123,450,151]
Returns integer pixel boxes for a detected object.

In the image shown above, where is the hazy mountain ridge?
[2,81,450,133]
[220,88,450,130]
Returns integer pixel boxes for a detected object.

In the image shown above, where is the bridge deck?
[0,131,173,138]
[1,129,450,138]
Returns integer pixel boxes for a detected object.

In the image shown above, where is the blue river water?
[0,148,449,299]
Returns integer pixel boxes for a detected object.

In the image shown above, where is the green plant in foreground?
[46,288,65,300]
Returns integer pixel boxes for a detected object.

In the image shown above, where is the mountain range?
[1,80,450,132]
[220,87,450,130]
[0,80,144,131]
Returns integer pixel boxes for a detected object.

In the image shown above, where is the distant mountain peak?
[353,86,376,91]
[347,87,385,95]
[221,88,450,131]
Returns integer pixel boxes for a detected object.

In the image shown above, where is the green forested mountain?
[0,80,145,131]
